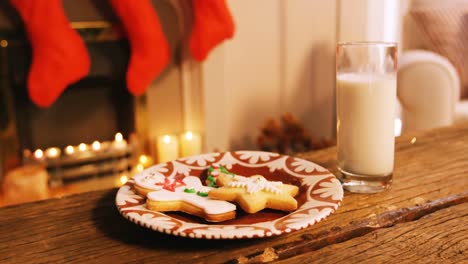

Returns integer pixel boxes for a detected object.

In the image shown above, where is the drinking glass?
[336,42,397,193]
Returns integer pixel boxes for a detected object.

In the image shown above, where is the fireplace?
[13,41,134,151]
[0,22,142,185]
[0,0,190,188]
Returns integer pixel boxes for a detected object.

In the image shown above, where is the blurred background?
[0,0,466,206]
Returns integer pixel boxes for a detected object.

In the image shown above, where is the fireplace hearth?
[0,22,141,185]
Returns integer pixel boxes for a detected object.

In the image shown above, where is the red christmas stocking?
[10,0,90,108]
[109,0,170,96]
[189,0,235,61]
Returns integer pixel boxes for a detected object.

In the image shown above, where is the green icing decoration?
[208,166,214,173]
[184,188,196,193]
[196,191,208,197]
[219,165,229,174]
[219,165,236,177]
[207,175,217,188]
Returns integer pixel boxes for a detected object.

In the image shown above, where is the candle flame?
[115,132,123,142]
[163,135,171,144]
[136,164,144,172]
[120,175,128,185]
[411,137,417,144]
[92,141,101,151]
[139,155,148,164]
[65,145,75,155]
[78,143,87,152]
[34,149,44,159]
[185,131,193,141]
[49,149,57,156]
[46,147,60,158]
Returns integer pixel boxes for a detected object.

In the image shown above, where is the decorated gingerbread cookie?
[145,175,237,222]
[134,172,164,196]
[207,166,299,214]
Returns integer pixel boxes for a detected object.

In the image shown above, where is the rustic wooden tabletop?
[0,123,467,263]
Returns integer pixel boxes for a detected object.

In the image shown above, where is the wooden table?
[1,123,467,263]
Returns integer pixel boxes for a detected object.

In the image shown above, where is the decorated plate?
[116,151,343,239]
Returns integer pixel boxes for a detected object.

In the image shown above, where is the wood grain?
[277,202,468,264]
[0,123,468,263]
[231,192,468,264]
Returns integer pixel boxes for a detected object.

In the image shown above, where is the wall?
[400,0,429,51]
[202,0,337,152]
[201,0,402,152]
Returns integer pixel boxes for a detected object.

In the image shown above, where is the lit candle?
[120,174,128,185]
[34,149,44,160]
[45,147,61,159]
[115,173,129,187]
[115,132,123,142]
[157,135,179,163]
[138,155,153,168]
[136,164,144,172]
[78,143,88,152]
[113,132,128,150]
[91,141,101,151]
[65,145,75,155]
[180,131,202,157]
[139,155,148,164]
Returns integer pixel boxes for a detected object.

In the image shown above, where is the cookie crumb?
[238,248,279,263]
[261,247,279,262]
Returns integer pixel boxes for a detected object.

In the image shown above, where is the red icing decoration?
[155,175,186,192]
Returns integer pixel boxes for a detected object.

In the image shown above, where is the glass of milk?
[336,42,397,193]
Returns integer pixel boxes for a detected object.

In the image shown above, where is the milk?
[336,73,396,176]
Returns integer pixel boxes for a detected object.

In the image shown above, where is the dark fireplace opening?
[14,77,134,151]
[9,40,135,151]
[0,29,143,185]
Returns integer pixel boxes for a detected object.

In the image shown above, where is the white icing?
[209,166,221,176]
[134,173,165,191]
[147,176,236,215]
[228,175,283,194]
[182,176,212,193]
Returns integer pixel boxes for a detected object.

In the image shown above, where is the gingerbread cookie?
[134,172,164,196]
[207,166,299,214]
[146,175,237,222]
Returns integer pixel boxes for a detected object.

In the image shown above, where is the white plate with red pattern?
[115,151,343,239]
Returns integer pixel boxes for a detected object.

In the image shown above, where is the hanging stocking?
[189,0,235,61]
[10,0,90,108]
[109,0,170,96]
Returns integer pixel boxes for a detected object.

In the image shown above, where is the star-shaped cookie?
[208,169,299,214]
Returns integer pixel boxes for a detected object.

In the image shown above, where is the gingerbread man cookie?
[146,175,237,222]
[207,166,299,213]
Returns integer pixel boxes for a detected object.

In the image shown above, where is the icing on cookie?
[184,188,196,193]
[155,176,186,191]
[228,175,283,194]
[207,165,236,187]
[147,176,236,215]
[135,172,187,192]
[147,190,236,214]
[134,173,165,191]
[208,165,283,194]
